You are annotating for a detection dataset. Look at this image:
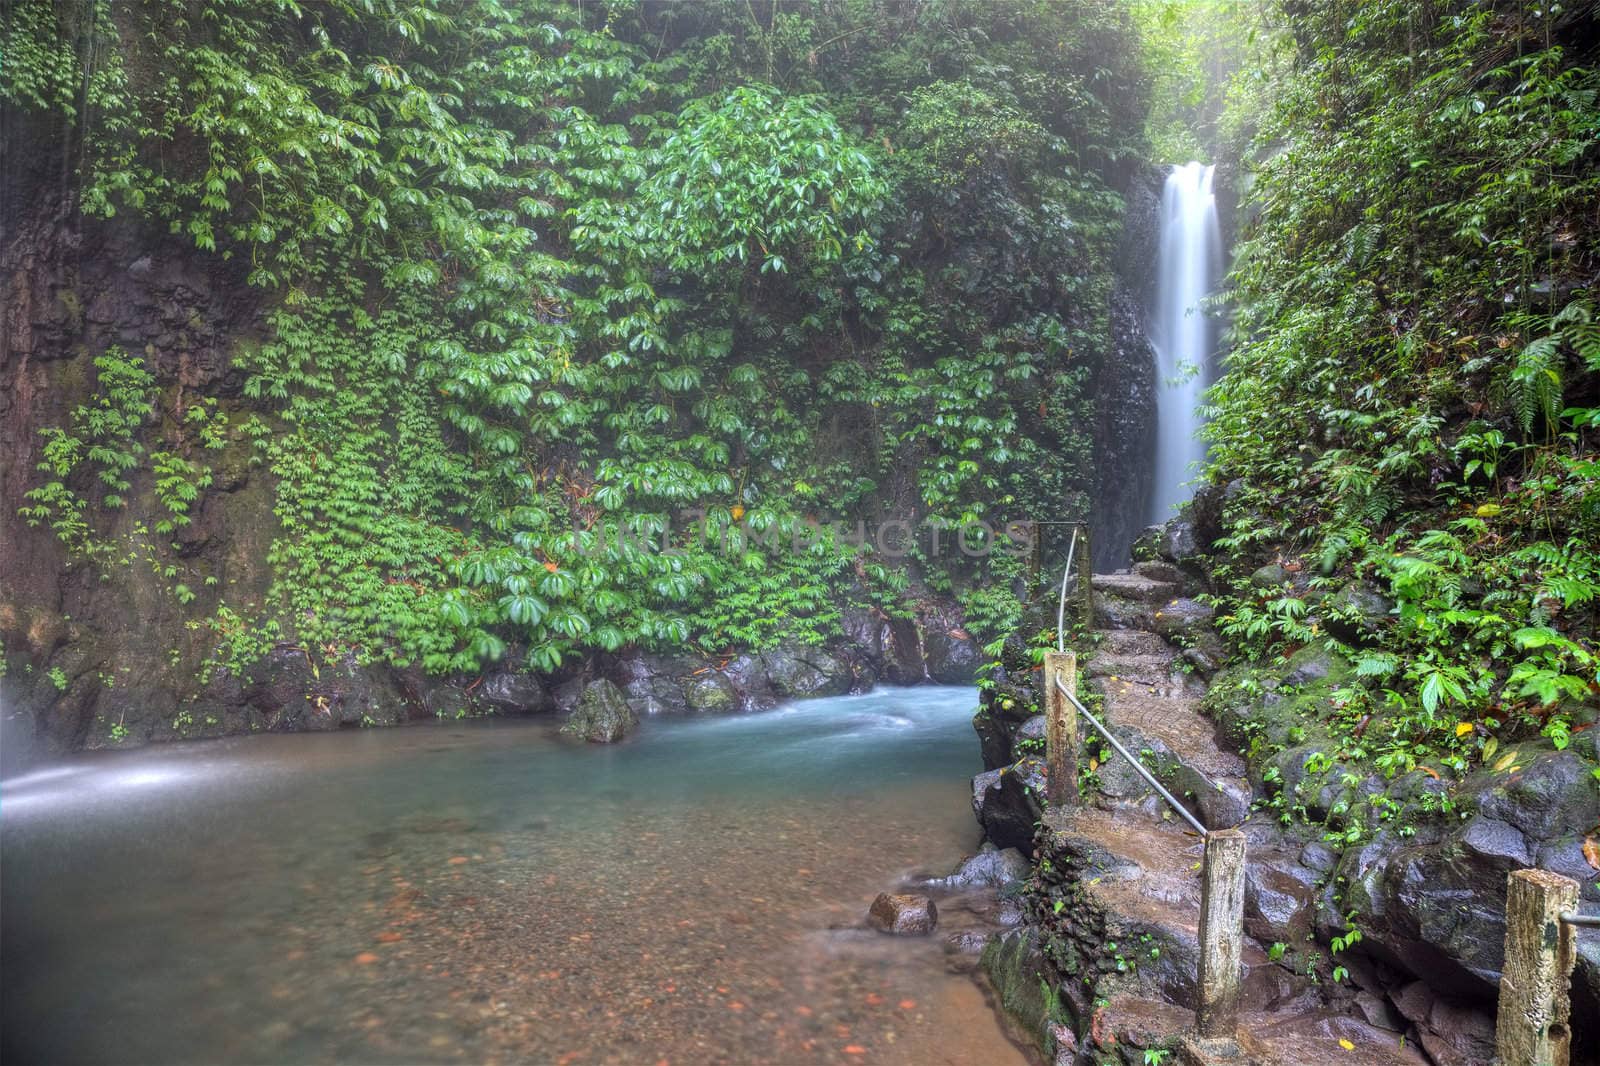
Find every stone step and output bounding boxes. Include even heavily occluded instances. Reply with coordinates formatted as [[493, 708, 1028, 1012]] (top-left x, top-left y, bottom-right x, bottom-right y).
[[1091, 570, 1181, 604]]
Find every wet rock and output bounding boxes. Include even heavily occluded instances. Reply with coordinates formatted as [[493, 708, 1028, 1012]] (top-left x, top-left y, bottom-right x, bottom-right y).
[[619, 655, 691, 715], [1456, 816, 1531, 868], [883, 616, 927, 684], [561, 680, 637, 743], [839, 607, 887, 664], [1092, 590, 1154, 630], [758, 643, 851, 699], [721, 653, 775, 708], [940, 845, 1032, 888], [867, 893, 937, 935], [1243, 855, 1318, 946], [1171, 763, 1250, 829], [1298, 840, 1338, 872], [683, 672, 738, 713], [1150, 597, 1214, 644], [1321, 581, 1393, 644], [1092, 571, 1176, 604], [476, 670, 552, 715], [1391, 980, 1434, 1026], [924, 626, 982, 684], [973, 708, 1014, 770], [1474, 747, 1598, 840], [1130, 525, 1163, 563], [1132, 559, 1185, 586], [973, 757, 1046, 852]]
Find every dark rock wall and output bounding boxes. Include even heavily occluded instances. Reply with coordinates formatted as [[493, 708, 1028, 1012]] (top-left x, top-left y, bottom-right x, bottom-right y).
[[1088, 166, 1163, 570]]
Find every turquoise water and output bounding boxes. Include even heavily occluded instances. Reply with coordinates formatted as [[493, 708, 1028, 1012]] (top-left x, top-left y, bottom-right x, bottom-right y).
[[1, 687, 1030, 1065]]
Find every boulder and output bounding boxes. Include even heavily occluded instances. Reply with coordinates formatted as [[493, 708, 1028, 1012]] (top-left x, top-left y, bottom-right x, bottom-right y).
[[1250, 563, 1291, 588], [721, 653, 775, 708], [1156, 515, 1201, 563], [973, 757, 1046, 852], [1474, 747, 1599, 840], [939, 845, 1033, 889], [683, 672, 739, 713], [1150, 597, 1215, 644], [1130, 525, 1164, 563], [561, 680, 637, 743], [924, 626, 982, 684], [867, 893, 938, 935], [758, 643, 852, 699]]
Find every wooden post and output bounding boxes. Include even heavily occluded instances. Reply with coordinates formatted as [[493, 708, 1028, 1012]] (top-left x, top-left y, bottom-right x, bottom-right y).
[[1077, 524, 1095, 634], [1196, 828, 1246, 1037], [1497, 869, 1579, 1066], [1043, 650, 1077, 807]]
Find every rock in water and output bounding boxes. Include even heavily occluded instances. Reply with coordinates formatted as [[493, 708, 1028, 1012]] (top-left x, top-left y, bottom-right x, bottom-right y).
[[561, 680, 638, 743], [867, 893, 938, 935]]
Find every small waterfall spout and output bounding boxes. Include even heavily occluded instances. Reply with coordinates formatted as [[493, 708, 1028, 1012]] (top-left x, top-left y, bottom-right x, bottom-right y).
[[1149, 161, 1221, 526]]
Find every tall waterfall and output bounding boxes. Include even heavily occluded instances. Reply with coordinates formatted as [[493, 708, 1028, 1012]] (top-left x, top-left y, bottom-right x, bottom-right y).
[[1148, 161, 1221, 526]]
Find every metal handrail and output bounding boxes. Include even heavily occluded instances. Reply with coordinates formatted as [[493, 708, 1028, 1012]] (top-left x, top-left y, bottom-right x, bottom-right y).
[[1054, 660, 1211, 838], [1561, 911, 1600, 929], [1056, 525, 1080, 653]]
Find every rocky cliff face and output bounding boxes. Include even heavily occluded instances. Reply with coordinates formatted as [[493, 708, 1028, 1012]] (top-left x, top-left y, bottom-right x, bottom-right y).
[[0, 192, 282, 768], [1087, 167, 1163, 570]]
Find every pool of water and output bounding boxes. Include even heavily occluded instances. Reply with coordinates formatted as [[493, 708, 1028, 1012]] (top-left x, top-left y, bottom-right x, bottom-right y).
[[1, 686, 1032, 1065]]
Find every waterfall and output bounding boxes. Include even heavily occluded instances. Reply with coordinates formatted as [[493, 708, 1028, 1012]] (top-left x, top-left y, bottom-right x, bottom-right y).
[[1148, 161, 1221, 526]]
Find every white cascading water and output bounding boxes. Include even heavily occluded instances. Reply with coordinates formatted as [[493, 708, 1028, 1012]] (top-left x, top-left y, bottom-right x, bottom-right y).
[[1148, 161, 1222, 526]]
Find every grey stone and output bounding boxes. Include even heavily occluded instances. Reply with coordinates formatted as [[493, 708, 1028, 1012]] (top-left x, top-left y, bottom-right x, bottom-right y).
[[973, 758, 1046, 852], [1457, 816, 1531, 868], [759, 643, 852, 699], [940, 846, 1032, 888]]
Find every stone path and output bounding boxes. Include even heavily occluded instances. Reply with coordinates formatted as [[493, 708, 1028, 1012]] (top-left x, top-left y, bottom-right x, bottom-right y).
[[1013, 565, 1428, 1065]]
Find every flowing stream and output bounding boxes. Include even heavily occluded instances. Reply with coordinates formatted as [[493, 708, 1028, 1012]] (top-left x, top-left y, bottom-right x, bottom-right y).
[[1149, 161, 1222, 525], [1, 687, 1030, 1066]]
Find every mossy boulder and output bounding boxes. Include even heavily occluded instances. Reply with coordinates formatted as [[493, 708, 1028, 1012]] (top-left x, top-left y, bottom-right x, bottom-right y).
[[758, 643, 852, 699], [684, 672, 738, 713], [561, 680, 637, 743], [980, 929, 1057, 1057]]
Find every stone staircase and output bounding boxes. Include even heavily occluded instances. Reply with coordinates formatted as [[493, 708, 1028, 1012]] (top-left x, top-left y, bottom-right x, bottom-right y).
[[980, 564, 1429, 1065]]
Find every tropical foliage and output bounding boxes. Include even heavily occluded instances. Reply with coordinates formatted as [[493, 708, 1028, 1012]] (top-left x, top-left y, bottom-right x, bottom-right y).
[[1205, 0, 1600, 776], [4, 0, 1145, 675]]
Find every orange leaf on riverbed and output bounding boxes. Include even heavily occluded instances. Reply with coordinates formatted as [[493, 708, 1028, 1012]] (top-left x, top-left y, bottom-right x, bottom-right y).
[[1584, 835, 1600, 872]]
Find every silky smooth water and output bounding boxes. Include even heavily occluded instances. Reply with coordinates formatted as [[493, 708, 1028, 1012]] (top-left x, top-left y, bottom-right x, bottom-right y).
[[1, 687, 1029, 1065], [1149, 161, 1222, 526]]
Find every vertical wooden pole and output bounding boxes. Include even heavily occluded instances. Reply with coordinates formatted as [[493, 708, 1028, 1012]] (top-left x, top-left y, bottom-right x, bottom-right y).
[[1497, 869, 1579, 1066], [1077, 524, 1095, 634], [1043, 650, 1077, 807], [1196, 828, 1246, 1037]]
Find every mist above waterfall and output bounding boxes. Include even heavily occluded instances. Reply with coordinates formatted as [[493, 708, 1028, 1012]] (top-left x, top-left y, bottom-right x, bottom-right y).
[[1148, 162, 1222, 526]]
